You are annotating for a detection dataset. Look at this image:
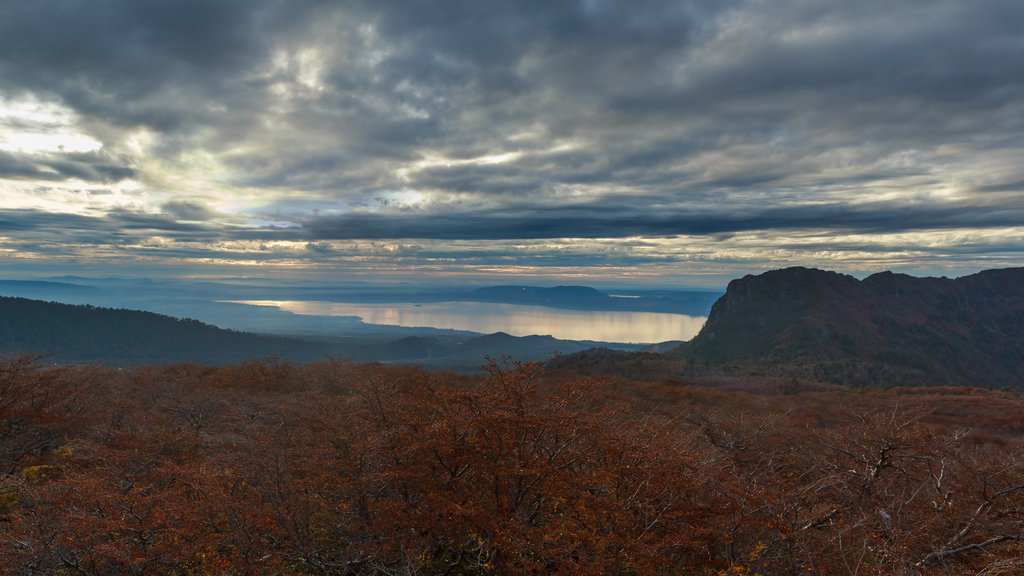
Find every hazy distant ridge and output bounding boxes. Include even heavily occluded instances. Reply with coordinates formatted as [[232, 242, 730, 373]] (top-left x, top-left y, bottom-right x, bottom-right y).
[[676, 267, 1024, 388], [0, 296, 334, 364], [470, 285, 719, 314], [0, 296, 642, 369]]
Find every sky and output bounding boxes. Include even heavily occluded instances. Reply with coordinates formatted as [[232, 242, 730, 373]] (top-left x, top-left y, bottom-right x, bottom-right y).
[[1, 0, 1024, 289]]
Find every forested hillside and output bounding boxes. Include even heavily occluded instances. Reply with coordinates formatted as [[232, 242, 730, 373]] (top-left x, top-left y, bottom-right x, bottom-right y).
[[1, 355, 1022, 574], [0, 296, 336, 364]]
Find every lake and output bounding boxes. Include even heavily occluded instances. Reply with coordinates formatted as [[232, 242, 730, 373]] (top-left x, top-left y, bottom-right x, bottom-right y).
[[233, 300, 706, 343]]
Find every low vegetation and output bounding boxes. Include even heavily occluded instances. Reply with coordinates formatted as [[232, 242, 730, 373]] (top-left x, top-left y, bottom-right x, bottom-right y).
[[1, 354, 1022, 574]]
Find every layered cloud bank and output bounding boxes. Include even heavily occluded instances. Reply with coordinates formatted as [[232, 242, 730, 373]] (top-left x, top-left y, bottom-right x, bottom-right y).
[[2, 0, 1023, 285]]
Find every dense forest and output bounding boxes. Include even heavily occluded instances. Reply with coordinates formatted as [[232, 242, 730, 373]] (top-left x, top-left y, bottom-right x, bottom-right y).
[[1, 354, 1022, 575]]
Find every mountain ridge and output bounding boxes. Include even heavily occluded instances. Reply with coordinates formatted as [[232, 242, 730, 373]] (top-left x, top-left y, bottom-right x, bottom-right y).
[[674, 266, 1024, 388]]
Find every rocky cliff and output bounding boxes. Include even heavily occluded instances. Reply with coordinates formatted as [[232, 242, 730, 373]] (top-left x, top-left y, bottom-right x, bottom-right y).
[[676, 267, 1024, 388]]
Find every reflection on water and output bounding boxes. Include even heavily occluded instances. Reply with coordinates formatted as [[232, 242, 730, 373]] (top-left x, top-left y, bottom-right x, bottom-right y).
[[232, 300, 706, 343]]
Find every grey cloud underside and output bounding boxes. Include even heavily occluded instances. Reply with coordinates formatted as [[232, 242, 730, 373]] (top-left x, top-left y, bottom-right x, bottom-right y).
[[5, 1, 1021, 143], [0, 0, 273, 129], [0, 209, 217, 245], [161, 201, 219, 222], [298, 201, 1024, 240], [4, 192, 1022, 247], [0, 150, 134, 183], [2, 0, 1024, 260]]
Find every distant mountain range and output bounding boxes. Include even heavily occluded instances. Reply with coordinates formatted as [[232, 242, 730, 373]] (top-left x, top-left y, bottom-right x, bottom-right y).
[[0, 278, 721, 318], [674, 267, 1024, 388], [0, 296, 642, 370], [468, 285, 719, 314], [11, 268, 1021, 388], [0, 280, 98, 292]]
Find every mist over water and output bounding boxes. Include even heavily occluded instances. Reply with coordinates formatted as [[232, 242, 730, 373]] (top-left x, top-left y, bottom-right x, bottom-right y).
[[233, 300, 706, 343]]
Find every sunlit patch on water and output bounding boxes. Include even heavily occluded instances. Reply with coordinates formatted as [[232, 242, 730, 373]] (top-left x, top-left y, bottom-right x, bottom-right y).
[[230, 300, 706, 343]]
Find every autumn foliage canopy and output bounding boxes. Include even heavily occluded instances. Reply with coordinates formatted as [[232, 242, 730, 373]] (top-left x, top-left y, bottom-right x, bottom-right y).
[[1, 355, 1023, 575]]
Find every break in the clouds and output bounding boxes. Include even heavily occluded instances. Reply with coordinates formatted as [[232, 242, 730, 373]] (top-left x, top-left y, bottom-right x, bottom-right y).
[[1, 0, 1023, 286]]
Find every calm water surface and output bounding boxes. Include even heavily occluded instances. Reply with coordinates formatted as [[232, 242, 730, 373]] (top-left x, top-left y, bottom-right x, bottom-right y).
[[235, 300, 706, 343]]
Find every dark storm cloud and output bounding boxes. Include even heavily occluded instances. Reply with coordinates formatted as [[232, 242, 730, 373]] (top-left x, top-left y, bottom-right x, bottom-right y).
[[297, 196, 1024, 241], [2, 0, 722, 173], [0, 151, 44, 180], [5, 0, 1022, 182], [161, 201, 217, 222], [6, 194, 1012, 248], [0, 149, 134, 183], [0, 208, 221, 245], [0, 0, 279, 130], [2, 0, 1024, 278]]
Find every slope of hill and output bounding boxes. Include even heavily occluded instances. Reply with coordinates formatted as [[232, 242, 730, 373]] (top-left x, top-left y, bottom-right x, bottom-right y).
[[0, 296, 341, 365], [674, 267, 1024, 388], [0, 296, 635, 369]]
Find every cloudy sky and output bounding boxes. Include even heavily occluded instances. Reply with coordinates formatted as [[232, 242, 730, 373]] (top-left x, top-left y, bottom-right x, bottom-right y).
[[1, 0, 1023, 287]]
